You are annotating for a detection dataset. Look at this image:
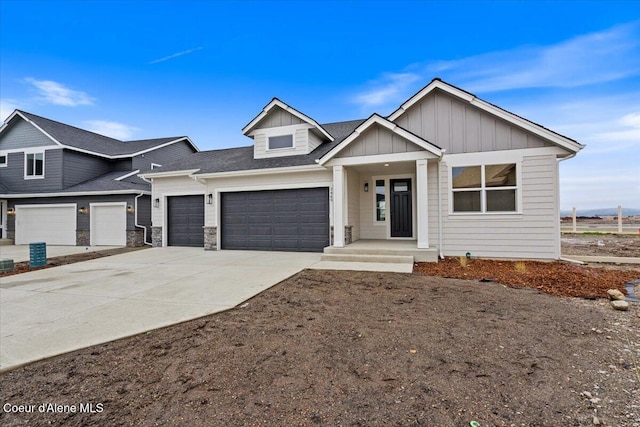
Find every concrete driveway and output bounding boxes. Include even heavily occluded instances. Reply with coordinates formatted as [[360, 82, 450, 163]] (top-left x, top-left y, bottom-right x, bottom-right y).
[[0, 248, 321, 372]]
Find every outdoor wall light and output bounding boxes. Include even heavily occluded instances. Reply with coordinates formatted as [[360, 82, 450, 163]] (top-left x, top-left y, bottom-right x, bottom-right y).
[[78, 206, 88, 215], [127, 205, 134, 213], [207, 193, 213, 205], [7, 207, 15, 215], [363, 182, 369, 192], [154, 198, 160, 208]]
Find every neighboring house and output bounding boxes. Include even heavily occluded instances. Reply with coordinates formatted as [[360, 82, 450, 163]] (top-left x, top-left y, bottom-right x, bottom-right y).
[[141, 78, 584, 260], [0, 110, 198, 246]]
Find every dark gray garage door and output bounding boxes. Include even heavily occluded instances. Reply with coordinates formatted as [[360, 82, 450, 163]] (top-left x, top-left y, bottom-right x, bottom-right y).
[[221, 187, 329, 252], [167, 195, 204, 247]]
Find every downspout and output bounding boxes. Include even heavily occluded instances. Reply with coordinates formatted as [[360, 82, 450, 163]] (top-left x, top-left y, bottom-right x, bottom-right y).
[[135, 193, 152, 245], [437, 150, 446, 260]]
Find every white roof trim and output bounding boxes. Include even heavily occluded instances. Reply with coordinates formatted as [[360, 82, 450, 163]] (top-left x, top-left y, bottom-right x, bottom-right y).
[[319, 114, 442, 166], [387, 79, 584, 154], [1, 190, 150, 198], [1, 111, 199, 159], [242, 99, 334, 141], [193, 164, 326, 179], [139, 169, 201, 179], [115, 169, 141, 181]]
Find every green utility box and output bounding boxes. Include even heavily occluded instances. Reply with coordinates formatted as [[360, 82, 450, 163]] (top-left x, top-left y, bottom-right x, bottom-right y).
[[29, 242, 47, 268]]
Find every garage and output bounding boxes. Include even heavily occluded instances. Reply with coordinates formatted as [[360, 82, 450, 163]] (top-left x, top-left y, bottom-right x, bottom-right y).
[[167, 195, 204, 247], [90, 203, 126, 246], [15, 204, 77, 245], [220, 187, 329, 252]]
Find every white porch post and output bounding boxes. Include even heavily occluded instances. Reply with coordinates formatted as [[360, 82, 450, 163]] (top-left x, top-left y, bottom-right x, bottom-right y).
[[416, 159, 429, 249], [333, 165, 345, 247]]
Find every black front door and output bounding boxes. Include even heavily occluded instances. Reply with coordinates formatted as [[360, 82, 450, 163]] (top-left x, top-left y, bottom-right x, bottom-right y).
[[390, 179, 412, 238]]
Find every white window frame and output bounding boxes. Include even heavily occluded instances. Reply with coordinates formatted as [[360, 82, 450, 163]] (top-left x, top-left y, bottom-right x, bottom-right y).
[[0, 152, 7, 167], [267, 133, 294, 151], [24, 150, 45, 179], [449, 162, 521, 215]]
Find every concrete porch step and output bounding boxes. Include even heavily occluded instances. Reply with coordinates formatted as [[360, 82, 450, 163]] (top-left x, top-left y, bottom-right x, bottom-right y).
[[0, 239, 14, 246], [321, 253, 414, 264], [309, 261, 414, 273]]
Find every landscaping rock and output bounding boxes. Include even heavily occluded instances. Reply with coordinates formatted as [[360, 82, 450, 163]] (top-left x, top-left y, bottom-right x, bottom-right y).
[[607, 289, 626, 301], [610, 300, 629, 311]]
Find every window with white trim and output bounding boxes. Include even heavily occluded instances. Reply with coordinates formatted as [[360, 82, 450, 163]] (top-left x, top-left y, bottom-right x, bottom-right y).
[[0, 153, 7, 167], [375, 179, 386, 221], [25, 152, 45, 178], [452, 163, 517, 213], [268, 134, 294, 150]]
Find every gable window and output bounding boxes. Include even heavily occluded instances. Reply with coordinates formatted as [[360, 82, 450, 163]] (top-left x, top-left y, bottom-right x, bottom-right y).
[[25, 152, 45, 178], [452, 163, 517, 213], [268, 134, 294, 150], [0, 153, 7, 167]]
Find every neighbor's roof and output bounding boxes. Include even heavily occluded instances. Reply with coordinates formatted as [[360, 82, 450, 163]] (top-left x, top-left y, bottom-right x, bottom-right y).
[[1, 110, 198, 159], [0, 171, 150, 197], [143, 119, 365, 175]]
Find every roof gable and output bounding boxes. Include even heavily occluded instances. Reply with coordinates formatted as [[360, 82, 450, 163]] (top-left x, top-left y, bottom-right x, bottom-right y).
[[319, 114, 442, 165], [0, 110, 198, 159], [388, 78, 584, 154], [242, 98, 334, 142]]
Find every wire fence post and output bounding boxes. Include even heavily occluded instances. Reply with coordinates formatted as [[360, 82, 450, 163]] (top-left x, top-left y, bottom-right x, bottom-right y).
[[572, 207, 577, 232], [618, 205, 623, 233]]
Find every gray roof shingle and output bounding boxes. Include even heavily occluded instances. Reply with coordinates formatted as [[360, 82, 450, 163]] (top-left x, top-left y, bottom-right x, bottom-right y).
[[0, 171, 149, 195], [17, 111, 189, 157], [145, 119, 366, 175]]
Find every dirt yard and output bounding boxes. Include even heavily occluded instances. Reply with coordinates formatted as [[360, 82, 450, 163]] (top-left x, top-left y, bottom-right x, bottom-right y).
[[562, 233, 640, 258], [1, 267, 639, 426]]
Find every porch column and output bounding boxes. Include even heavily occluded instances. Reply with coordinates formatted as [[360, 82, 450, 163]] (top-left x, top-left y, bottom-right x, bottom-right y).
[[416, 159, 429, 249], [333, 165, 346, 247]]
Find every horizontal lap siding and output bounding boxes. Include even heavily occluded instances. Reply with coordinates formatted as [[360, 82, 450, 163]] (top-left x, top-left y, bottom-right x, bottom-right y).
[[441, 154, 559, 259], [0, 119, 56, 150], [63, 150, 112, 187], [347, 170, 360, 241], [151, 176, 205, 226]]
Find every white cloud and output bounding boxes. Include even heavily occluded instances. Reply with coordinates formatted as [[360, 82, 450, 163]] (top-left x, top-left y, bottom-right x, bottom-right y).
[[351, 72, 421, 109], [149, 46, 204, 64], [0, 99, 21, 121], [25, 78, 94, 106], [83, 120, 138, 140], [351, 21, 640, 111]]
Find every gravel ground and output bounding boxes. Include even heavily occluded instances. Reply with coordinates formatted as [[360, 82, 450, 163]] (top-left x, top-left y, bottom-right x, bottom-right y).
[[562, 233, 640, 258]]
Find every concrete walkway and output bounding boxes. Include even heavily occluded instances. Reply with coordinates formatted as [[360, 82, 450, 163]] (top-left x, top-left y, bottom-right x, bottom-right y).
[[563, 255, 640, 264], [0, 248, 321, 372], [0, 245, 121, 263]]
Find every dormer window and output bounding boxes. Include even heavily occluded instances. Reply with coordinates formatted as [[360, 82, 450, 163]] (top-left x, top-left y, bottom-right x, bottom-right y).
[[268, 134, 294, 150]]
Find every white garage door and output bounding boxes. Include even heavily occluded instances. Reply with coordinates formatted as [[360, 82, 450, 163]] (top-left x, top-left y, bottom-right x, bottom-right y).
[[91, 203, 126, 246], [15, 204, 77, 245]]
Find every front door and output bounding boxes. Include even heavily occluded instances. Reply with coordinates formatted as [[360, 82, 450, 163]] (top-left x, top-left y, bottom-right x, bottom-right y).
[[390, 179, 412, 237]]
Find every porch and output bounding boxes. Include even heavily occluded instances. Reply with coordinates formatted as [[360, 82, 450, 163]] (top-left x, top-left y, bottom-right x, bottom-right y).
[[323, 239, 439, 263]]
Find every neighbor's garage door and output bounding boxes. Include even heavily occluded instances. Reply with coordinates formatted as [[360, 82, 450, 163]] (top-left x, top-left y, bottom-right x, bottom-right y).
[[91, 203, 126, 246], [221, 187, 329, 252], [167, 195, 204, 247], [15, 204, 77, 245]]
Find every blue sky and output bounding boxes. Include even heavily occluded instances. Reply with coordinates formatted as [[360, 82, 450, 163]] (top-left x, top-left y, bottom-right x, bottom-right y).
[[1, 0, 638, 210]]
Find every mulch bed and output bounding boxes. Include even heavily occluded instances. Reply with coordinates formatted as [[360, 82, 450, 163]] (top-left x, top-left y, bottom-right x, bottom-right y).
[[414, 258, 640, 299]]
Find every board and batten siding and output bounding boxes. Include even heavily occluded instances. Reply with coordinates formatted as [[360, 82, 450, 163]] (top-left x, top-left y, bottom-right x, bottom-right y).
[[0, 119, 57, 150], [393, 90, 553, 154], [62, 150, 112, 188], [336, 125, 421, 158], [0, 149, 63, 191], [253, 107, 305, 129], [439, 153, 560, 259]]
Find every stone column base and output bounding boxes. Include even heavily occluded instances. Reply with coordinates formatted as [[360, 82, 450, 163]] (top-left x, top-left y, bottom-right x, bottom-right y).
[[127, 229, 145, 247], [345, 225, 353, 245], [151, 226, 163, 247], [204, 226, 217, 250], [76, 230, 90, 246]]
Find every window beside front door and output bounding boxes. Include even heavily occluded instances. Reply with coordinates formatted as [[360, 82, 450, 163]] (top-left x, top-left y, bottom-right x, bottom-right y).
[[375, 179, 386, 221], [25, 152, 45, 179]]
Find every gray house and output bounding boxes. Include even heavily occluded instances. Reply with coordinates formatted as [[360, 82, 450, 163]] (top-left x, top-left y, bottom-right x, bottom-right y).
[[143, 78, 584, 260], [0, 110, 198, 246]]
